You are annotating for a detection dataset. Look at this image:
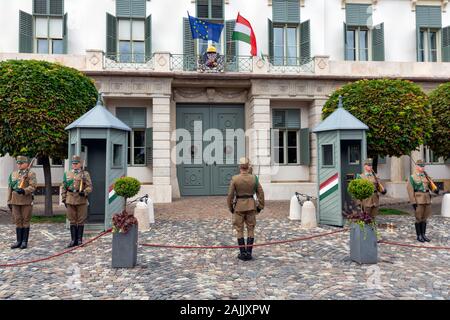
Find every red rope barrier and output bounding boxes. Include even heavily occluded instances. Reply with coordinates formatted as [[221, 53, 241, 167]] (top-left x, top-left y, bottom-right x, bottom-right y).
[[378, 240, 450, 250], [140, 228, 349, 249], [0, 229, 112, 268]]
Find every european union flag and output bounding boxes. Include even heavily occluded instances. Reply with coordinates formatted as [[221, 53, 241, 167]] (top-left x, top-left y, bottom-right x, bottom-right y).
[[188, 12, 224, 43]]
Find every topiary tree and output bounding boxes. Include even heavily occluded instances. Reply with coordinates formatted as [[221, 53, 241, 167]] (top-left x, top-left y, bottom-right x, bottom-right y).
[[427, 82, 450, 161], [0, 60, 98, 215], [348, 179, 375, 201], [322, 79, 433, 171], [113, 177, 141, 211]]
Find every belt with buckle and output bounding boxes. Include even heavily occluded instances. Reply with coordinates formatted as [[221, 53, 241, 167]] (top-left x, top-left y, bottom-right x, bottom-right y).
[[236, 195, 254, 199]]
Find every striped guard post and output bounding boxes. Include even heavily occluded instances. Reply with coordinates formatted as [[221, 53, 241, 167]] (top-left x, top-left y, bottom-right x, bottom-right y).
[[319, 173, 339, 201], [108, 184, 118, 204]]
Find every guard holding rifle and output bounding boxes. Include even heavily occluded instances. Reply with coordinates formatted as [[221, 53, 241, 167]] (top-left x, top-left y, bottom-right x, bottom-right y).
[[227, 157, 265, 261], [356, 158, 386, 218], [7, 156, 37, 249], [407, 159, 439, 242], [62, 155, 92, 247]]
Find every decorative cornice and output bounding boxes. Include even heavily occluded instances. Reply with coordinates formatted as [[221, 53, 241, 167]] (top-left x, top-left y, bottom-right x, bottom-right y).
[[341, 0, 378, 9], [411, 0, 448, 12]]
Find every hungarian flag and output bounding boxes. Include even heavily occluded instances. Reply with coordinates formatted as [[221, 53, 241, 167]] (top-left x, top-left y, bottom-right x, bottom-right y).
[[232, 13, 257, 56]]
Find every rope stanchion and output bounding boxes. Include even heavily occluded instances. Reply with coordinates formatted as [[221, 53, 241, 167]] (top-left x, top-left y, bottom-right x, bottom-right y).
[[0, 228, 112, 268], [141, 228, 349, 249], [378, 240, 450, 251]]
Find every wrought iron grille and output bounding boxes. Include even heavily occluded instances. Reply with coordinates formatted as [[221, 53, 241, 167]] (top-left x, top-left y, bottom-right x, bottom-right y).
[[170, 54, 253, 72], [104, 53, 155, 70], [268, 57, 314, 73]]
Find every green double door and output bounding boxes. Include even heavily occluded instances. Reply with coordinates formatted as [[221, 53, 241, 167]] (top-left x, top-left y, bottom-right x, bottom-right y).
[[176, 105, 245, 196]]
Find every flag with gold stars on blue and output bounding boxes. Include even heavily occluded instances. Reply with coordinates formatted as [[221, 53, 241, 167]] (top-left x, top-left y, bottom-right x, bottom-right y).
[[188, 12, 224, 43]]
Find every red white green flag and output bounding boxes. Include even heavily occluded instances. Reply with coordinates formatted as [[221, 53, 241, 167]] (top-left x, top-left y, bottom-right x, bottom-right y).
[[232, 13, 257, 56]]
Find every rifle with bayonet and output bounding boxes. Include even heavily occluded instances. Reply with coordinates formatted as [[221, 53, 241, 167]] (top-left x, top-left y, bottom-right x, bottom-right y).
[[371, 169, 386, 194], [79, 158, 86, 195], [18, 155, 38, 189], [412, 159, 438, 193]]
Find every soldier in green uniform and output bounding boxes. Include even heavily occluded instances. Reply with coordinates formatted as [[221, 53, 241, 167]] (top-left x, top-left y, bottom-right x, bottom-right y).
[[227, 157, 265, 261], [61, 155, 93, 247], [407, 159, 438, 242], [7, 156, 37, 249], [356, 158, 386, 218]]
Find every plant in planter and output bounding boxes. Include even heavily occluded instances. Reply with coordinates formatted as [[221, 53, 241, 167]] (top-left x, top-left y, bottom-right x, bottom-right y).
[[111, 177, 141, 268], [346, 178, 378, 264]]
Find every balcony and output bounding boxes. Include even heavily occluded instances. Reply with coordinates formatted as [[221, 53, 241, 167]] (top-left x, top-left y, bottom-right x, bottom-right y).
[[104, 53, 154, 70]]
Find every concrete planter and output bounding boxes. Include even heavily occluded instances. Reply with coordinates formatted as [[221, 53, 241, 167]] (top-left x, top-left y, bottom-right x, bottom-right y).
[[112, 224, 138, 268], [350, 223, 378, 264]]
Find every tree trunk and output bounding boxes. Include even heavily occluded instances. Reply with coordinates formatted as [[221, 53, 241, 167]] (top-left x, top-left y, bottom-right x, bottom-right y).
[[372, 155, 379, 173], [42, 156, 53, 216]]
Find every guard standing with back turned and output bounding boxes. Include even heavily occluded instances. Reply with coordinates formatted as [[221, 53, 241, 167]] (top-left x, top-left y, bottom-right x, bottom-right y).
[[227, 157, 265, 261], [62, 155, 93, 247]]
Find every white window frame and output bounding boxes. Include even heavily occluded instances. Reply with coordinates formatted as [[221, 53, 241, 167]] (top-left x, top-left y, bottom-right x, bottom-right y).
[[128, 129, 146, 167], [419, 28, 442, 62], [273, 24, 299, 66], [117, 17, 145, 63], [346, 26, 371, 61], [34, 16, 63, 54], [422, 146, 444, 164]]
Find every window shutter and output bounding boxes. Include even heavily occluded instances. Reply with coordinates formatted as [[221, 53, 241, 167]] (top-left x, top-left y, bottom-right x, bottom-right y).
[[272, 0, 287, 23], [183, 17, 195, 70], [300, 19, 310, 62], [211, 0, 224, 20], [299, 128, 310, 165], [346, 4, 372, 26], [116, 108, 131, 127], [286, 109, 300, 129], [268, 18, 274, 59], [106, 13, 117, 59], [287, 0, 300, 23], [131, 0, 146, 18], [225, 19, 237, 71], [116, 0, 131, 18], [116, 108, 146, 128], [416, 6, 442, 28], [145, 127, 153, 166], [273, 110, 286, 128], [33, 0, 48, 15], [442, 26, 450, 62], [19, 11, 33, 53], [416, 27, 422, 62], [197, 0, 209, 19], [62, 13, 68, 53], [145, 14, 152, 61], [49, 0, 64, 16], [372, 23, 385, 61], [343, 22, 349, 60]]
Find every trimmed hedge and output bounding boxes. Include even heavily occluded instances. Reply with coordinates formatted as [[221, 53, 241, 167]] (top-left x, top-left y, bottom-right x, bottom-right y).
[[427, 82, 450, 160]]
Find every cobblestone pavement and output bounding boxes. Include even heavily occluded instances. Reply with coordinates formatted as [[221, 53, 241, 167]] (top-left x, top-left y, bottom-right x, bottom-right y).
[[0, 206, 449, 299]]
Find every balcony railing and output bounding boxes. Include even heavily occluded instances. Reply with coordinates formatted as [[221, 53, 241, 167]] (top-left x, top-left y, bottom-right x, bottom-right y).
[[104, 53, 154, 70], [267, 57, 315, 73], [170, 54, 253, 72]]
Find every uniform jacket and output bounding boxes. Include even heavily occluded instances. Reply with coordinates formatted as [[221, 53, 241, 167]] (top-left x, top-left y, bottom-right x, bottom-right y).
[[7, 170, 37, 205], [227, 173, 265, 213], [407, 172, 431, 205], [61, 170, 93, 205], [357, 171, 380, 208]]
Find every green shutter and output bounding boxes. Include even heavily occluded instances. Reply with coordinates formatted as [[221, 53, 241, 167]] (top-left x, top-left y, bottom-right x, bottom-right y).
[[197, 0, 209, 19], [299, 128, 310, 165], [416, 6, 442, 28], [49, 0, 64, 16], [372, 22, 384, 61], [273, 0, 287, 23], [225, 19, 237, 71], [287, 0, 300, 23], [116, 108, 146, 128], [286, 109, 300, 129], [33, 0, 48, 15], [106, 13, 117, 58], [442, 26, 450, 62], [116, 0, 131, 18], [346, 4, 372, 26], [131, 0, 146, 18], [183, 17, 195, 71], [268, 18, 274, 59], [19, 11, 33, 53], [300, 19, 310, 62], [211, 0, 224, 20], [62, 13, 68, 53], [145, 14, 152, 61], [343, 22, 349, 60], [416, 27, 422, 62], [145, 127, 153, 166], [273, 110, 285, 128]]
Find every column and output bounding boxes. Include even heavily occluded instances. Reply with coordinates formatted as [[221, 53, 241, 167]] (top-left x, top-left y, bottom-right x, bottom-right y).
[[390, 156, 404, 182], [308, 99, 328, 183], [152, 96, 172, 203], [0, 154, 15, 206]]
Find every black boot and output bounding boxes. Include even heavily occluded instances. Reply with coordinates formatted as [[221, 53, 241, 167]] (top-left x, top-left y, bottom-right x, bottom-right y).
[[67, 225, 78, 248], [421, 222, 430, 242], [11, 228, 23, 249], [415, 223, 425, 242], [246, 237, 254, 260], [237, 238, 248, 261], [20, 227, 30, 249], [77, 225, 84, 246]]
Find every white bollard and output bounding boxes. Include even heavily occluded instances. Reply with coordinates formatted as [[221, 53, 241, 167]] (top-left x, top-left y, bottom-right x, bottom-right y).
[[289, 194, 301, 220], [147, 197, 155, 224], [301, 200, 317, 229], [442, 193, 450, 218], [134, 201, 150, 231]]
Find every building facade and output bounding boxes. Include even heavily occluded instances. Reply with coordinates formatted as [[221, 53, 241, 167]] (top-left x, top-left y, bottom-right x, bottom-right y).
[[0, 0, 449, 205]]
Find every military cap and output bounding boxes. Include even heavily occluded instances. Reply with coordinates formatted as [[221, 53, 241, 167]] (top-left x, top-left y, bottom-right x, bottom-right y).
[[71, 155, 81, 163], [363, 158, 373, 166], [416, 159, 425, 167], [239, 157, 250, 165], [16, 156, 29, 163]]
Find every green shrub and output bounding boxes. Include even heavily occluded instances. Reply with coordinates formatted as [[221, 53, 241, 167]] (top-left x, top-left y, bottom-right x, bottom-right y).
[[427, 82, 450, 160], [114, 177, 141, 200], [348, 179, 374, 201]]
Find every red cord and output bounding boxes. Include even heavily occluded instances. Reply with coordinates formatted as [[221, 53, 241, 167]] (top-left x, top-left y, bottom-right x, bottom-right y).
[[0, 229, 112, 268], [378, 240, 450, 250]]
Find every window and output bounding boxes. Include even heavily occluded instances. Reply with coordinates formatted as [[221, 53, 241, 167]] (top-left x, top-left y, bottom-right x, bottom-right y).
[[196, 0, 223, 20], [35, 16, 63, 54], [118, 18, 145, 63], [423, 146, 444, 164], [419, 28, 440, 62], [113, 144, 123, 167], [346, 27, 369, 61], [273, 25, 298, 65], [116, 107, 147, 166], [322, 144, 334, 166], [348, 145, 361, 165], [272, 109, 300, 165]]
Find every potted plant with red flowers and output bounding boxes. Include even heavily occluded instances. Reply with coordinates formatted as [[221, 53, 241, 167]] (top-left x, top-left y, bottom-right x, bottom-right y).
[[346, 178, 379, 264], [111, 177, 141, 268]]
